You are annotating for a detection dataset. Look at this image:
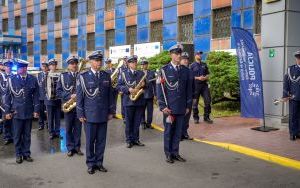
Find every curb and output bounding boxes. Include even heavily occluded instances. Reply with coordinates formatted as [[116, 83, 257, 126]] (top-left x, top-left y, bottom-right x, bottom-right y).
[[115, 114, 300, 170]]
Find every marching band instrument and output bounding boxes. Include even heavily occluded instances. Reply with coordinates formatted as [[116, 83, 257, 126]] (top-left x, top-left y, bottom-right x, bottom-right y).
[[62, 58, 88, 113], [129, 72, 147, 101], [111, 59, 124, 88], [273, 95, 295, 105], [46, 71, 61, 100]]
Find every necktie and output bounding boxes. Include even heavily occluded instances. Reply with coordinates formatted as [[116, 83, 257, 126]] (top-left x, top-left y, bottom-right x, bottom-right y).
[[176, 65, 179, 72], [95, 72, 99, 79]]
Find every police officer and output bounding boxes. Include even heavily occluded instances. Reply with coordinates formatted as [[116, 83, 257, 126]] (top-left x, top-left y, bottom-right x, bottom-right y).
[[105, 58, 118, 116], [180, 52, 193, 140], [119, 56, 128, 124], [37, 61, 49, 130], [140, 59, 156, 129], [2, 59, 14, 145], [0, 59, 5, 135], [156, 44, 193, 163], [4, 59, 39, 164], [283, 50, 300, 141], [57, 55, 83, 157], [77, 50, 114, 174], [190, 51, 213, 124], [117, 55, 146, 148], [45, 58, 62, 140]]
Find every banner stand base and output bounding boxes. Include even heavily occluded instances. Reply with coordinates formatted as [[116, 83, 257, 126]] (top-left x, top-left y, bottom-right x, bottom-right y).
[[251, 126, 279, 132]]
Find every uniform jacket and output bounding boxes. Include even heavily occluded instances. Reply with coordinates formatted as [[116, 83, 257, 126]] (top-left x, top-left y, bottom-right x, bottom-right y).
[[37, 71, 47, 101], [56, 71, 77, 103], [156, 63, 193, 115], [76, 69, 114, 123], [143, 70, 156, 99], [4, 74, 39, 119], [283, 64, 300, 101], [117, 69, 146, 107]]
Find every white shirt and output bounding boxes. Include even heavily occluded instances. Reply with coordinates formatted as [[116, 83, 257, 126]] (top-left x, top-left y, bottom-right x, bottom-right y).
[[170, 61, 179, 71], [70, 71, 76, 77], [129, 68, 136, 75], [91, 68, 98, 75]]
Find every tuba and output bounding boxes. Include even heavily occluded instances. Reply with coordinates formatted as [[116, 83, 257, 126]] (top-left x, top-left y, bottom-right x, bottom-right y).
[[46, 71, 61, 100], [129, 71, 147, 101], [62, 58, 88, 113], [111, 58, 124, 88]]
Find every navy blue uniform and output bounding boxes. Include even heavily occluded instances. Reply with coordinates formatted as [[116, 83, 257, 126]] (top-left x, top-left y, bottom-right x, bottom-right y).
[[77, 69, 114, 168], [57, 71, 82, 152], [283, 65, 300, 137], [119, 65, 128, 122], [105, 67, 118, 115], [4, 74, 39, 157], [0, 72, 6, 134], [44, 72, 62, 137], [117, 69, 145, 144], [182, 68, 194, 138], [190, 61, 212, 121], [37, 71, 47, 129], [141, 70, 156, 127], [1, 72, 13, 142], [156, 63, 193, 157]]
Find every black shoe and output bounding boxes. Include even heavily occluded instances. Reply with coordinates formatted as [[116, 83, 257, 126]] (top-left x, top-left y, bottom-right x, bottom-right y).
[[296, 134, 300, 139], [23, 156, 33, 162], [126, 143, 133, 148], [182, 135, 193, 140], [166, 155, 174, 164], [147, 123, 153, 129], [142, 123, 147, 129], [49, 135, 55, 140], [204, 117, 213, 124], [67, 151, 74, 157], [87, 167, 95, 175], [194, 119, 199, 124], [75, 149, 84, 156], [96, 165, 108, 172], [290, 135, 296, 141], [16, 157, 23, 164], [38, 127, 44, 131], [133, 141, 145, 146], [173, 155, 186, 162], [4, 139, 13, 145]]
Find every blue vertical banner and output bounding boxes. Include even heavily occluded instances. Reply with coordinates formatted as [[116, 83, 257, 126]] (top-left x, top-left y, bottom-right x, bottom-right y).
[[232, 27, 264, 119]]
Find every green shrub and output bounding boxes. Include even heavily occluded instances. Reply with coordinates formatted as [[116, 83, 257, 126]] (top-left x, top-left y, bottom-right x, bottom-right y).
[[144, 51, 171, 71], [140, 50, 240, 107], [206, 51, 240, 104]]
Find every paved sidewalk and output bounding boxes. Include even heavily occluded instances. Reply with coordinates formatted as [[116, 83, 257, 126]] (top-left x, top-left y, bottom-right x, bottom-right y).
[[1, 119, 300, 188], [117, 102, 300, 161]]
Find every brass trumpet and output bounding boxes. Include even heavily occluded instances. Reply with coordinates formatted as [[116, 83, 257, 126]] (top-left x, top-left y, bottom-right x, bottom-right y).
[[62, 58, 88, 113]]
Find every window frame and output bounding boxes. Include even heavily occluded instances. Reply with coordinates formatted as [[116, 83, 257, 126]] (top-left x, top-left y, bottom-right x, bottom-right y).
[[70, 1, 78, 20], [212, 6, 232, 39]]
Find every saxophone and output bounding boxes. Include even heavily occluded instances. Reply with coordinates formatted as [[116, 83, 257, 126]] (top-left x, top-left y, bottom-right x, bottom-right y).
[[111, 58, 124, 88], [129, 71, 147, 101], [62, 58, 88, 113]]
